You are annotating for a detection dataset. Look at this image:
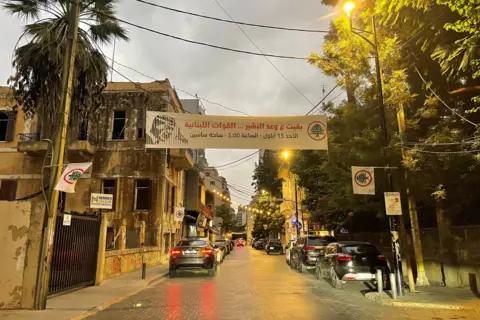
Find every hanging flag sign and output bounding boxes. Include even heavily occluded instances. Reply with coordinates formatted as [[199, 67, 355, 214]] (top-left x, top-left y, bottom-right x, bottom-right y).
[[145, 112, 328, 150], [351, 166, 375, 195], [55, 162, 92, 193], [384, 192, 402, 216], [174, 207, 185, 222]]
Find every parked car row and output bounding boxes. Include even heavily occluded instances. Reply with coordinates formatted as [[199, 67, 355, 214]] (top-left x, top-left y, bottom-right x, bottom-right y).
[[286, 236, 390, 289], [168, 237, 235, 278], [252, 238, 284, 255]]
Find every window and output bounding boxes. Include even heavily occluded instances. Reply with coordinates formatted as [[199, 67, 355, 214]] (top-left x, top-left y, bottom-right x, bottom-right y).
[[178, 240, 207, 247], [205, 172, 210, 177], [164, 182, 176, 214], [137, 109, 146, 139], [0, 179, 17, 201], [210, 181, 215, 186], [78, 120, 88, 141], [0, 111, 16, 142], [222, 183, 226, 189], [112, 110, 126, 140], [307, 236, 336, 246], [102, 179, 116, 210], [135, 179, 151, 210]]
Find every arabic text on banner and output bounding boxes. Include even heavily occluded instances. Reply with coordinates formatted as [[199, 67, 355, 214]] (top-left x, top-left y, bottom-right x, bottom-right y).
[[145, 112, 328, 150], [351, 166, 375, 195], [55, 162, 92, 193]]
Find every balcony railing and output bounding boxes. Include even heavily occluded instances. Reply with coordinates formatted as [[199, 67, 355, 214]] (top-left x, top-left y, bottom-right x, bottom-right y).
[[19, 133, 40, 142]]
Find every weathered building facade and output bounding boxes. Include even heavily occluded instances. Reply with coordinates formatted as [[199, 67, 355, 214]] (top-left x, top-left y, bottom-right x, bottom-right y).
[[0, 81, 193, 308]]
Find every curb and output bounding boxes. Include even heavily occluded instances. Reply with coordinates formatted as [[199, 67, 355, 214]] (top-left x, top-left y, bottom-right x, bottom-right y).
[[71, 271, 169, 320], [364, 292, 479, 312]]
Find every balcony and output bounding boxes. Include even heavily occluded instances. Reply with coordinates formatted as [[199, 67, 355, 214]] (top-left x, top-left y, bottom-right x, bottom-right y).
[[170, 148, 194, 169], [17, 133, 96, 159]]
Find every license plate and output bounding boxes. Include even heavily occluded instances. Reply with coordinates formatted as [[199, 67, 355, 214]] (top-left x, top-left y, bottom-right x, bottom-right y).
[[184, 250, 196, 254], [310, 258, 317, 261], [270, 247, 274, 249]]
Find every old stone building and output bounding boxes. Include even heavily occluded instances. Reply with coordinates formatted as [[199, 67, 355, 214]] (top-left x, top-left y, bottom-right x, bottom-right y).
[[0, 80, 193, 308]]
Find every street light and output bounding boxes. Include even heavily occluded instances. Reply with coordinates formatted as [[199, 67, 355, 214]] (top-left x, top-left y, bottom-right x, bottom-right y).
[[280, 150, 300, 237], [344, 0, 403, 295], [282, 150, 290, 159]]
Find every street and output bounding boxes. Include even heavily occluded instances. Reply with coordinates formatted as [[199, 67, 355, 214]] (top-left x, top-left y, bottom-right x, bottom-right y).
[[86, 247, 477, 320]]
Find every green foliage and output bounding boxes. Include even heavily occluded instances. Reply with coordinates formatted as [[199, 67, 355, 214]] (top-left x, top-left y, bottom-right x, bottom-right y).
[[3, 0, 128, 137], [252, 150, 283, 198], [251, 193, 285, 237], [215, 204, 235, 233]]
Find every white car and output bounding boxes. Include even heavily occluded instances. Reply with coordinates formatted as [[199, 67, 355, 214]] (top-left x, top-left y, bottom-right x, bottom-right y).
[[285, 240, 296, 266]]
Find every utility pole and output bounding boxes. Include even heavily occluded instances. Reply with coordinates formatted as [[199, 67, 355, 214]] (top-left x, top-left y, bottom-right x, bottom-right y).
[[294, 178, 300, 237], [34, 0, 81, 310]]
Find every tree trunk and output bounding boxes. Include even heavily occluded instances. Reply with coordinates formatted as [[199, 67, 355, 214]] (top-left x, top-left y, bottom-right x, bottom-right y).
[[435, 201, 455, 286]]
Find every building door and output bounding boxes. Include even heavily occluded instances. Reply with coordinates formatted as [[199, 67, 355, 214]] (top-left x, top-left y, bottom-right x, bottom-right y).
[[48, 213, 100, 295]]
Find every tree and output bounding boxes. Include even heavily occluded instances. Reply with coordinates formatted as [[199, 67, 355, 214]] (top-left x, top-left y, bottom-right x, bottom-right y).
[[215, 204, 235, 234], [3, 0, 128, 138], [252, 150, 283, 198]]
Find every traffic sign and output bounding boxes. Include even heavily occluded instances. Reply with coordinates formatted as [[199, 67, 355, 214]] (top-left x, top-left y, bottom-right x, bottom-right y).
[[384, 192, 402, 216], [352, 166, 375, 195], [174, 207, 185, 221]]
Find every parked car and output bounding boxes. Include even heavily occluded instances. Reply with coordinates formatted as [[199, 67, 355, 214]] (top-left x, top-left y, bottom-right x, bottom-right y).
[[265, 239, 283, 255], [236, 238, 245, 246], [215, 239, 230, 255], [253, 238, 266, 250], [316, 241, 389, 289], [285, 240, 296, 266], [169, 237, 217, 277], [251, 237, 259, 247], [291, 235, 336, 273], [213, 240, 228, 262]]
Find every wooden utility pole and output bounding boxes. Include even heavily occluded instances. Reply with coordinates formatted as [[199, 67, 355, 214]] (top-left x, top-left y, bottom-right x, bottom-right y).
[[34, 0, 81, 309], [397, 104, 430, 287]]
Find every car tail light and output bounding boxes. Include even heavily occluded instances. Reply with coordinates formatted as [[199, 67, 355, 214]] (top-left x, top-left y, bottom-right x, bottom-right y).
[[377, 255, 386, 260], [344, 275, 356, 281], [170, 248, 181, 256], [304, 246, 315, 251], [336, 254, 352, 261], [201, 248, 213, 254]]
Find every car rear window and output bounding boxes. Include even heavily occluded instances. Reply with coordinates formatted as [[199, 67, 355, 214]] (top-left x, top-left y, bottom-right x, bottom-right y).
[[215, 240, 226, 243], [178, 240, 207, 247], [307, 237, 336, 246], [342, 245, 379, 255], [269, 240, 281, 244]]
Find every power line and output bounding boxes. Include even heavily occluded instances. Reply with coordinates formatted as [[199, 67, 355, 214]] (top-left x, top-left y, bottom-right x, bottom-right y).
[[134, 0, 329, 34], [306, 84, 341, 115], [93, 9, 310, 60], [212, 0, 317, 108], [402, 145, 480, 154], [213, 151, 260, 169]]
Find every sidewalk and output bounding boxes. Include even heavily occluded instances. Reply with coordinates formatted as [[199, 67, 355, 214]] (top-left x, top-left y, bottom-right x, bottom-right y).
[[0, 265, 169, 320], [364, 284, 480, 311]]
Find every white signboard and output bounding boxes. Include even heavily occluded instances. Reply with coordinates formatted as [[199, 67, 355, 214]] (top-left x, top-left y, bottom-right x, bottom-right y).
[[384, 192, 402, 216], [352, 166, 375, 195], [63, 214, 72, 226], [146, 112, 328, 150], [90, 193, 114, 209], [174, 207, 185, 222], [55, 162, 92, 193]]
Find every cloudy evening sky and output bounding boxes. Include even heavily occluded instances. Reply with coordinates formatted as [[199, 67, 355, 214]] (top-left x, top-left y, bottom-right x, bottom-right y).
[[0, 0, 344, 207]]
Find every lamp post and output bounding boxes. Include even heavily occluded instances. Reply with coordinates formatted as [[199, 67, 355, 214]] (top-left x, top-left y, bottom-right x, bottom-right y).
[[344, 1, 403, 295], [282, 151, 300, 238]]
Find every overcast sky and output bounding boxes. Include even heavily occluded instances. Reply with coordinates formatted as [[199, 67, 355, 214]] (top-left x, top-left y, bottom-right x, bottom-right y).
[[0, 0, 344, 207]]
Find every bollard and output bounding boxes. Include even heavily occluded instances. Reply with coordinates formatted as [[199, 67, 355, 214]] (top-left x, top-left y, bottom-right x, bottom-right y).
[[390, 273, 397, 300], [142, 263, 147, 280], [376, 269, 383, 293]]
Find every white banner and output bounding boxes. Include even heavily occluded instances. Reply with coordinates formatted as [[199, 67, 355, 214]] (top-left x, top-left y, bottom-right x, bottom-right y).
[[145, 112, 328, 150], [174, 207, 185, 222], [54, 162, 92, 193], [90, 193, 114, 209], [384, 192, 402, 215], [352, 166, 375, 195]]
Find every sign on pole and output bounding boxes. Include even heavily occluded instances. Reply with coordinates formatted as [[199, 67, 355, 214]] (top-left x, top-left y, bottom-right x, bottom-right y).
[[384, 192, 402, 215], [55, 162, 92, 193], [352, 166, 375, 195], [174, 207, 185, 222], [63, 214, 72, 226], [146, 112, 328, 150], [90, 193, 114, 209]]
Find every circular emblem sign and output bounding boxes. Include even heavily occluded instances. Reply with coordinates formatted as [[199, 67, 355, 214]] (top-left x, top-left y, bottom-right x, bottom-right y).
[[63, 168, 85, 185], [175, 210, 184, 220], [288, 228, 292, 233], [354, 169, 373, 187], [307, 121, 327, 141]]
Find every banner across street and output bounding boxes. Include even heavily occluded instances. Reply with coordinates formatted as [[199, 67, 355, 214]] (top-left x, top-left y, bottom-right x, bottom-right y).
[[145, 112, 328, 150]]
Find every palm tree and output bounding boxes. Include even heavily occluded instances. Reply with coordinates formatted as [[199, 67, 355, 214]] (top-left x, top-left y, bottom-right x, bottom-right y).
[[3, 0, 128, 137]]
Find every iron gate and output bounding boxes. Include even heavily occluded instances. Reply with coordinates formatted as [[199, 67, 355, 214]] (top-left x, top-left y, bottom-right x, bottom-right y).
[[48, 213, 100, 295]]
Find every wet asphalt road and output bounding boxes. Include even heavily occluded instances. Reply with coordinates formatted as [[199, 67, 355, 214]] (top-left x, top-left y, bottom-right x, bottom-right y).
[[87, 246, 478, 320]]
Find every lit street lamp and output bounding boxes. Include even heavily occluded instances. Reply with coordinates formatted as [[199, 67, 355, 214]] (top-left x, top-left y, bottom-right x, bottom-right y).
[[343, 1, 403, 295]]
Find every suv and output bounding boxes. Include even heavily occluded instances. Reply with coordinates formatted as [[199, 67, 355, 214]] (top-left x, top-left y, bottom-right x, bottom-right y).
[[290, 235, 336, 273]]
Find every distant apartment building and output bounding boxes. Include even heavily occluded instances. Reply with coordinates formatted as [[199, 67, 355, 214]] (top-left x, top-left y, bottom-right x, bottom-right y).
[[236, 207, 247, 226], [180, 98, 208, 168]]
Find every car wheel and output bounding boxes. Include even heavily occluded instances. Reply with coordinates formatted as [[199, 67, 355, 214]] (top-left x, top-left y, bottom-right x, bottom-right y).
[[331, 267, 342, 289], [315, 265, 321, 280], [169, 269, 177, 278], [267, 251, 270, 255]]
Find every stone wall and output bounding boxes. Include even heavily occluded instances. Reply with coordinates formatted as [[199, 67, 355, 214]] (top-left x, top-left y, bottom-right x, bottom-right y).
[[337, 225, 480, 288], [104, 247, 163, 279]]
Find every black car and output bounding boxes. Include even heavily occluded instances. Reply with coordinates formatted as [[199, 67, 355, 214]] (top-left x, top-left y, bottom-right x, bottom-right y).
[[290, 235, 336, 273], [169, 237, 217, 277], [316, 241, 389, 289], [265, 239, 283, 255], [253, 238, 266, 250]]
